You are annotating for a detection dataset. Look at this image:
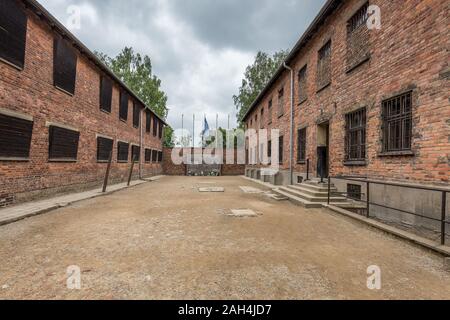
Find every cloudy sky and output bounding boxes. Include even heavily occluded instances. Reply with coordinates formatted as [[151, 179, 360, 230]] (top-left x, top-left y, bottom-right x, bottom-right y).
[[38, 0, 326, 144]]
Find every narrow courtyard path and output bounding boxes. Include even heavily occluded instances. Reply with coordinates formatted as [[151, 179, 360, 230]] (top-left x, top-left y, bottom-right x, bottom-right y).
[[0, 176, 448, 299]]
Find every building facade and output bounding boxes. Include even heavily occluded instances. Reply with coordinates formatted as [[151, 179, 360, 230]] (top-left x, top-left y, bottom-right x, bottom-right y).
[[0, 0, 165, 207], [244, 0, 449, 187]]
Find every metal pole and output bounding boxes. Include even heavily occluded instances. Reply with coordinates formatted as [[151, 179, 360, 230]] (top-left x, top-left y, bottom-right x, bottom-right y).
[[442, 191, 447, 246], [306, 159, 310, 181], [193, 114, 195, 148], [128, 154, 136, 186], [102, 151, 113, 193], [366, 182, 370, 218]]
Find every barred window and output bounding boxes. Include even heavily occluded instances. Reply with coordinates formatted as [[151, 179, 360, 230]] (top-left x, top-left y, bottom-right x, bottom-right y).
[[119, 92, 128, 121], [131, 145, 140, 162], [297, 128, 307, 163], [347, 184, 362, 200], [97, 137, 113, 162], [346, 2, 370, 71], [278, 88, 284, 117], [100, 76, 113, 113], [260, 108, 264, 129], [268, 140, 272, 164], [145, 111, 151, 133], [158, 151, 163, 163], [317, 41, 331, 90], [145, 149, 151, 163], [54, 37, 77, 95], [48, 126, 79, 161], [345, 108, 366, 161], [0, 0, 27, 69], [0, 114, 33, 159], [133, 102, 140, 128], [117, 141, 129, 162], [298, 65, 308, 103], [348, 2, 369, 33], [382, 92, 413, 153]]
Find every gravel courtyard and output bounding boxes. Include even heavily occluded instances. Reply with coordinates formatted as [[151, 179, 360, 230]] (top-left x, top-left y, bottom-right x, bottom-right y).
[[0, 176, 449, 300]]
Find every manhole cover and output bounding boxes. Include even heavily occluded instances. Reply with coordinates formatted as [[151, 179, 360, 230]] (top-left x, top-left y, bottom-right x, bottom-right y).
[[198, 187, 225, 193]]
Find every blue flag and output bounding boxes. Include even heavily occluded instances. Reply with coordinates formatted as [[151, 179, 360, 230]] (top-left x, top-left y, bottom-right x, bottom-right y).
[[201, 116, 210, 137]]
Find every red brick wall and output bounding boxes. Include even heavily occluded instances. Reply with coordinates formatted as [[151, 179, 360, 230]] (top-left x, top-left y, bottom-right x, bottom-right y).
[[245, 0, 449, 185], [0, 3, 163, 206], [162, 148, 245, 176]]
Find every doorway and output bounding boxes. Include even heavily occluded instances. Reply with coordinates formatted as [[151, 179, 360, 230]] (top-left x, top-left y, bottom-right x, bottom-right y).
[[317, 122, 330, 179]]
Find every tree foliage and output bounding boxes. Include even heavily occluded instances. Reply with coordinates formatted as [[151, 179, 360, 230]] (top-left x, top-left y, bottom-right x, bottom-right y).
[[233, 50, 289, 125]]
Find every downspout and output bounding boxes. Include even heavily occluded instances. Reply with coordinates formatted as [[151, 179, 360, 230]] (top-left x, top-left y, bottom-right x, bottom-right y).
[[283, 62, 294, 185]]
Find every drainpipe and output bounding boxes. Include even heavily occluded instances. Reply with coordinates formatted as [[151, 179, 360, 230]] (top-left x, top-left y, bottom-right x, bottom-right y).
[[139, 108, 144, 179], [283, 62, 294, 185]]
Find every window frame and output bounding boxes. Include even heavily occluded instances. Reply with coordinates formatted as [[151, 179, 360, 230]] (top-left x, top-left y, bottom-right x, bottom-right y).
[[317, 40, 332, 91], [297, 127, 307, 164], [100, 76, 113, 113], [119, 91, 128, 122], [298, 65, 308, 104], [0, 113, 33, 160], [53, 37, 78, 95], [96, 136, 113, 163], [133, 102, 140, 128], [381, 91, 413, 155], [278, 88, 285, 118], [117, 141, 129, 163]]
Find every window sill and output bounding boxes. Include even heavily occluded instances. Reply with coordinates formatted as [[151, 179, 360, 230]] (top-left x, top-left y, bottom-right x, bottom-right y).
[[120, 118, 128, 123], [117, 160, 128, 163], [345, 55, 371, 74], [378, 151, 415, 157], [0, 157, 29, 162], [97, 160, 110, 163], [316, 82, 331, 94], [49, 159, 77, 163], [344, 160, 367, 166], [55, 85, 74, 97], [0, 57, 24, 71], [297, 160, 306, 165], [100, 108, 111, 115]]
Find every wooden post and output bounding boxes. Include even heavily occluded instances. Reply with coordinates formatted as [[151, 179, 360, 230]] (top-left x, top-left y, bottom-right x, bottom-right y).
[[102, 151, 113, 193], [128, 154, 137, 186]]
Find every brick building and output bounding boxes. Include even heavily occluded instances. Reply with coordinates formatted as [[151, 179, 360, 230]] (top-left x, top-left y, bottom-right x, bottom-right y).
[[243, 0, 449, 187], [0, 0, 166, 207]]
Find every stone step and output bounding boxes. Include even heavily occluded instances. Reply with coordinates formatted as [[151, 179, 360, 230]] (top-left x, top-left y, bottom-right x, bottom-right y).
[[272, 189, 323, 208], [278, 187, 348, 203], [297, 182, 335, 192], [288, 184, 337, 197]]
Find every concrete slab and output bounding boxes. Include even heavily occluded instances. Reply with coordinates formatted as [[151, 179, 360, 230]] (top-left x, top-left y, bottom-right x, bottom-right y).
[[239, 186, 263, 194], [198, 187, 225, 193], [229, 209, 258, 217]]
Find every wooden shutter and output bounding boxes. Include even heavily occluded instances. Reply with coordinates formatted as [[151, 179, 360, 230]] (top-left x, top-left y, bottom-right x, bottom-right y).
[[100, 76, 113, 112], [145, 149, 151, 163], [119, 92, 128, 121], [117, 141, 129, 162], [131, 145, 140, 162], [97, 137, 113, 161], [0, 114, 33, 158], [53, 37, 77, 95], [48, 126, 79, 160], [0, 1, 27, 69], [153, 117, 158, 136], [133, 102, 140, 128], [146, 111, 151, 133]]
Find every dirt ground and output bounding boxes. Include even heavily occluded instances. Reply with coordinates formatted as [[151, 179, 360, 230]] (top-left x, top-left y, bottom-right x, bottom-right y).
[[0, 176, 449, 300]]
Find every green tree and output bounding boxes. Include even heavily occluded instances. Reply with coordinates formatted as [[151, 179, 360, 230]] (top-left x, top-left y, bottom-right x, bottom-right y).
[[233, 50, 289, 125], [95, 47, 168, 120], [163, 126, 175, 148]]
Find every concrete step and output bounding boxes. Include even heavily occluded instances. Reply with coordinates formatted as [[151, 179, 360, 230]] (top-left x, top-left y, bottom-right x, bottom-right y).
[[278, 186, 348, 203], [272, 189, 323, 208], [288, 184, 337, 197], [297, 182, 335, 192]]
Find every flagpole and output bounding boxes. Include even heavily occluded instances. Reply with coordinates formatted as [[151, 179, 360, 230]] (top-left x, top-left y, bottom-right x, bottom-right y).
[[192, 114, 195, 148]]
